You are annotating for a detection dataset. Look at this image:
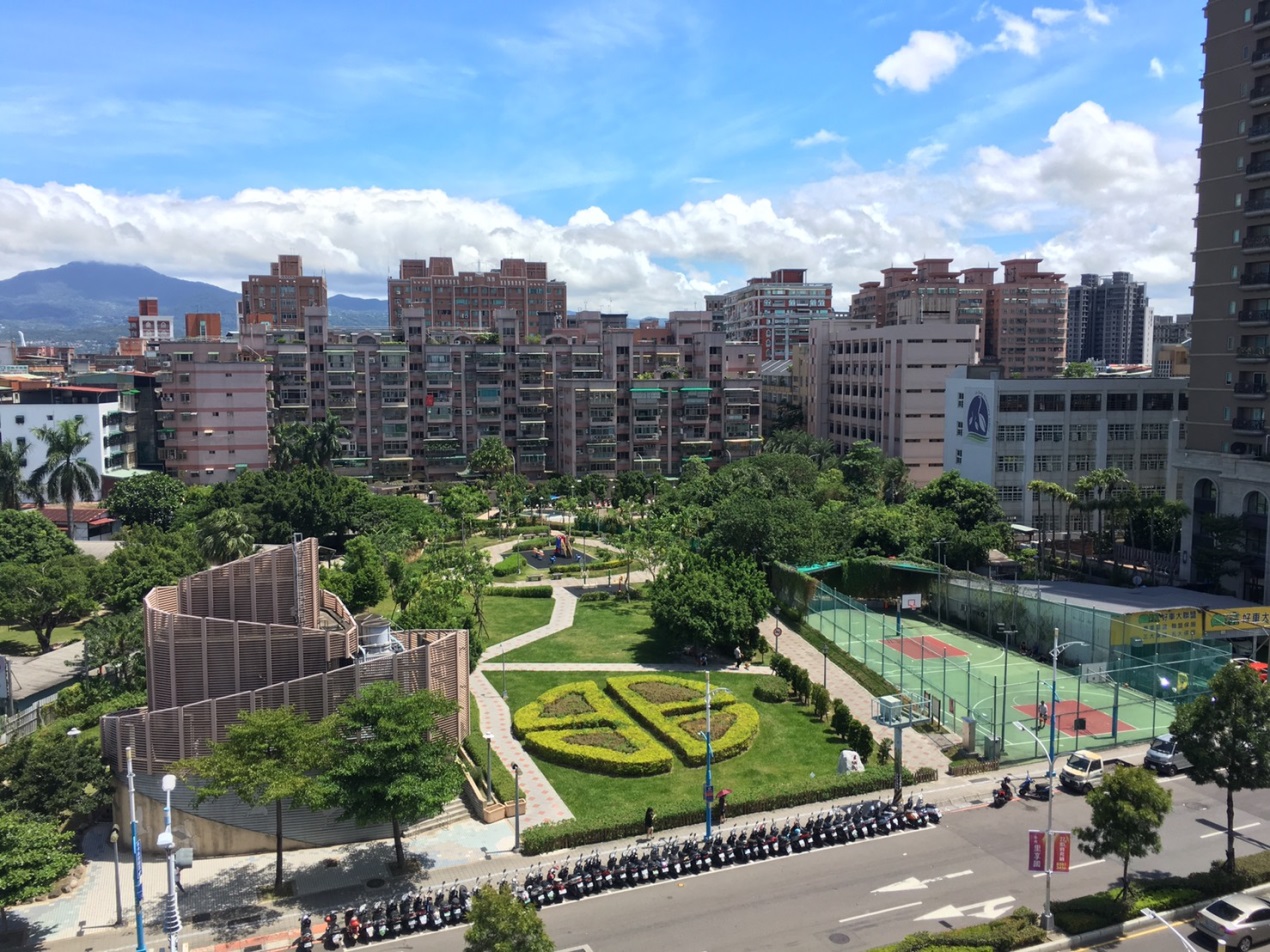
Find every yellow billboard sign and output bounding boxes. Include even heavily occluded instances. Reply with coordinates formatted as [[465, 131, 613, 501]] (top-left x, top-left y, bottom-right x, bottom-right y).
[[1112, 605, 1270, 646], [1206, 607, 1270, 632]]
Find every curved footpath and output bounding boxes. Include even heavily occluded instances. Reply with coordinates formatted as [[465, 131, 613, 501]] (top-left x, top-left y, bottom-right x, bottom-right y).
[[17, 549, 1001, 952]]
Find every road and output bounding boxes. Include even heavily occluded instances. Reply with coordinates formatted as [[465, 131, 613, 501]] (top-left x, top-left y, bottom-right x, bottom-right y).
[[316, 775, 1270, 952]]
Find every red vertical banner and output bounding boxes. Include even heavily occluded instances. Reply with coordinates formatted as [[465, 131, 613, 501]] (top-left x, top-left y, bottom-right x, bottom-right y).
[[1027, 830, 1047, 872], [426, 393, 435, 407], [1053, 832, 1071, 872]]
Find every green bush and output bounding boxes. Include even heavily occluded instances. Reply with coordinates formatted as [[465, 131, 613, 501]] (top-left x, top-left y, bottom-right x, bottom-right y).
[[488, 585, 554, 598], [519, 725, 673, 776], [811, 684, 831, 721], [512, 681, 630, 736], [605, 674, 760, 767], [876, 908, 1044, 952], [778, 612, 898, 699], [492, 553, 527, 577], [511, 537, 557, 552], [577, 591, 613, 603], [752, 675, 791, 703], [770, 653, 792, 680]]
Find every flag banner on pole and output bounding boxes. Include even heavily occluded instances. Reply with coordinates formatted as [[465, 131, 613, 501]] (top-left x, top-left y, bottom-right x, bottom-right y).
[[1027, 830, 1046, 872], [1053, 832, 1072, 872]]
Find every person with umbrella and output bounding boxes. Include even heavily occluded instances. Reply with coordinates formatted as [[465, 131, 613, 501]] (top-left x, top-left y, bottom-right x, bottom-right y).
[[714, 789, 732, 825]]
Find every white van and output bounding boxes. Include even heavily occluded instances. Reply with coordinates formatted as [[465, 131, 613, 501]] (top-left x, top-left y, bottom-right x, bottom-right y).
[[1059, 750, 1104, 793], [1144, 733, 1191, 775]]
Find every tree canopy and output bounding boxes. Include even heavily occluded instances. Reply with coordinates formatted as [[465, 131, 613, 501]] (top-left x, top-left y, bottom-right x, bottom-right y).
[[468, 437, 515, 479], [0, 510, 75, 564], [29, 418, 101, 539], [0, 809, 80, 923], [0, 555, 97, 653], [464, 882, 555, 952], [1073, 766, 1172, 898], [649, 552, 772, 653], [105, 472, 187, 530]]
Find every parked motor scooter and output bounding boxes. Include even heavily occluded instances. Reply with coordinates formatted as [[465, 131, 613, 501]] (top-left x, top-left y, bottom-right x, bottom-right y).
[[1018, 772, 1051, 801], [992, 776, 1015, 808]]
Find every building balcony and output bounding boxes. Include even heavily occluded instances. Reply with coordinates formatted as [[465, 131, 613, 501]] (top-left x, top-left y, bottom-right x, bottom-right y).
[[1254, 124, 1270, 145], [634, 428, 662, 442], [1241, 309, 1270, 326], [1242, 271, 1270, 289], [1245, 234, 1270, 253], [585, 394, 616, 406], [1239, 346, 1270, 362], [1234, 417, 1267, 433], [517, 432, 548, 444], [1236, 381, 1269, 398], [1253, 87, 1270, 107], [632, 456, 662, 470], [425, 373, 452, 388], [589, 448, 617, 461], [1249, 198, 1270, 218]]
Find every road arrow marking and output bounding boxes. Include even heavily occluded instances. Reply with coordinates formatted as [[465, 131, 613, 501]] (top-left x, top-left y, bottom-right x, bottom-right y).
[[840, 901, 923, 923], [915, 896, 1015, 922], [1032, 858, 1104, 878], [873, 869, 975, 893]]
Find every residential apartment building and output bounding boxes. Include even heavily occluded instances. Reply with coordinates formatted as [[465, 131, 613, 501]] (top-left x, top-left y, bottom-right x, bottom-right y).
[[705, 269, 833, 361], [1174, 0, 1270, 602], [388, 257, 567, 341], [760, 358, 797, 435], [942, 366, 1187, 528], [0, 385, 137, 495], [154, 319, 271, 485], [848, 258, 1067, 378], [1067, 272, 1154, 366], [239, 254, 328, 330], [803, 318, 981, 485], [119, 298, 175, 359], [1154, 313, 1192, 346]]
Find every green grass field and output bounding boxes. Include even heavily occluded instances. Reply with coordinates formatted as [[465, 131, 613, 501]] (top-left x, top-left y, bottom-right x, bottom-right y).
[[0, 622, 85, 656], [500, 669, 864, 825], [480, 595, 555, 646], [497, 598, 678, 664]]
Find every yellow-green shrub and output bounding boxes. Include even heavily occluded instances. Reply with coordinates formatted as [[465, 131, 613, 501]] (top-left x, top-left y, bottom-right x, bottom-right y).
[[512, 680, 629, 737], [606, 674, 760, 767], [519, 725, 673, 776]]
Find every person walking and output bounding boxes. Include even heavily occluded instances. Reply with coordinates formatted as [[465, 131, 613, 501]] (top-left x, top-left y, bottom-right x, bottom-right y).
[[1037, 700, 1049, 729], [734, 645, 743, 668], [644, 806, 656, 840]]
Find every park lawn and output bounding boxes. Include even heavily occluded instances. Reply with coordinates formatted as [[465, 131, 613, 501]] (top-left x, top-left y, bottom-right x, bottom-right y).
[[0, 621, 86, 656], [497, 598, 676, 664], [499, 669, 849, 825], [480, 595, 555, 646]]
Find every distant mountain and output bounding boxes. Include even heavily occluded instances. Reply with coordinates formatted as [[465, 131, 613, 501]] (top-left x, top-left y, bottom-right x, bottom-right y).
[[0, 262, 387, 345]]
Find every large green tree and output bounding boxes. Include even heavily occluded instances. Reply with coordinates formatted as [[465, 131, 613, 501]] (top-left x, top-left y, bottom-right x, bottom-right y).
[[320, 535, 388, 613], [198, 508, 256, 565], [175, 707, 332, 893], [464, 882, 555, 952], [912, 471, 1008, 534], [1172, 663, 1270, 871], [93, 525, 206, 613], [0, 555, 97, 653], [0, 509, 76, 564], [320, 682, 464, 869], [442, 484, 489, 542], [0, 809, 80, 926], [0, 440, 31, 511], [105, 472, 187, 530], [1073, 766, 1172, 898], [649, 552, 772, 654], [79, 609, 146, 691], [468, 436, 515, 479], [29, 418, 101, 540]]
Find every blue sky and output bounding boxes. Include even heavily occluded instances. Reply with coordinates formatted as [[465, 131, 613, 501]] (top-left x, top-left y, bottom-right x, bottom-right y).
[[0, 0, 1204, 316]]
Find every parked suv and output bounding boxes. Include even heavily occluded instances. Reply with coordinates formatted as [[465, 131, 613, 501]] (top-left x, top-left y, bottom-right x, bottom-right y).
[[1058, 750, 1103, 793], [1144, 733, 1191, 776]]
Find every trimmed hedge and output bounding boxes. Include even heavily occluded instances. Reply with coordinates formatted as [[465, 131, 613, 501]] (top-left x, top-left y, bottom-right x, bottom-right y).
[[872, 908, 1044, 952], [606, 674, 760, 767], [492, 553, 527, 577], [752, 675, 791, 703], [521, 763, 913, 855], [488, 585, 554, 598], [512, 681, 629, 736], [511, 537, 558, 552], [518, 725, 673, 777]]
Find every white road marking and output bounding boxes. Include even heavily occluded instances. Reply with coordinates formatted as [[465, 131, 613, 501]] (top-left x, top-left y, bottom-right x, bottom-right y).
[[873, 869, 975, 893], [1201, 822, 1260, 839], [1031, 858, 1105, 878], [915, 896, 1015, 921], [840, 901, 924, 923]]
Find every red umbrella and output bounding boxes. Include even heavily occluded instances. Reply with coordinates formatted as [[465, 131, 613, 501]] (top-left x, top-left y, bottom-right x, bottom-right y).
[[717, 789, 732, 798]]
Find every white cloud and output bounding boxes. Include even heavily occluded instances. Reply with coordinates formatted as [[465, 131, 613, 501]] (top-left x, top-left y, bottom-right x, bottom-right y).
[[794, 129, 846, 148], [0, 102, 1198, 320], [1148, 57, 1166, 79], [688, 176, 720, 184], [1082, 0, 1112, 25], [986, 7, 1042, 56], [874, 31, 974, 92], [1031, 6, 1073, 25]]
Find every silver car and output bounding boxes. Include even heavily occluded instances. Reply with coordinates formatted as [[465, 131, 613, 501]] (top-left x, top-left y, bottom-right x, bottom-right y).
[[1196, 894, 1270, 951]]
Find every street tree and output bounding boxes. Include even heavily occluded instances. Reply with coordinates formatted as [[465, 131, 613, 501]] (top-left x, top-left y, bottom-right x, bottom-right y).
[[0, 555, 97, 653], [464, 882, 555, 952], [29, 417, 101, 540], [1172, 663, 1270, 871], [105, 472, 187, 530], [831, 701, 854, 741], [0, 440, 31, 511], [1073, 766, 1172, 899], [309, 413, 350, 468], [94, 525, 206, 612], [763, 430, 838, 467], [494, 473, 530, 537], [198, 508, 256, 565], [468, 436, 515, 479], [612, 470, 654, 506], [0, 509, 75, 564], [321, 682, 464, 870], [679, 456, 709, 486], [0, 809, 80, 927], [912, 472, 1008, 534], [79, 609, 146, 692], [5, 731, 114, 825], [442, 484, 489, 543], [175, 706, 332, 893], [649, 552, 772, 654]]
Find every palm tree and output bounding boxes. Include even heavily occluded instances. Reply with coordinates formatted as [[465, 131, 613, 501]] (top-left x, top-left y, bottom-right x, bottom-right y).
[[1027, 480, 1052, 577], [29, 418, 100, 540], [270, 422, 309, 469], [0, 440, 31, 510], [308, 413, 349, 469], [199, 508, 255, 564], [1074, 468, 1129, 575]]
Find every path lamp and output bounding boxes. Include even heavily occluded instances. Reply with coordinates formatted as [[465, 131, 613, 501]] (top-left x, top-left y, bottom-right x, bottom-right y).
[[773, 626, 782, 655], [822, 643, 829, 687], [699, 673, 732, 840], [1141, 909, 1204, 952], [157, 774, 180, 952], [483, 732, 494, 804], [511, 763, 521, 852], [125, 746, 146, 952], [110, 824, 123, 926]]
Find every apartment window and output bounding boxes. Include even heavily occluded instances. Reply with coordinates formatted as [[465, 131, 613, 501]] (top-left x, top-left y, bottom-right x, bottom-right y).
[[1069, 454, 1094, 471], [1141, 453, 1168, 470], [997, 424, 1025, 441], [957, 392, 964, 409], [1034, 394, 1065, 413], [1034, 424, 1064, 443], [999, 394, 1028, 413], [1143, 392, 1174, 412], [1034, 455, 1062, 472], [996, 455, 1024, 473], [1069, 424, 1096, 441], [1108, 423, 1135, 440], [1107, 393, 1138, 412], [995, 486, 1024, 503], [1141, 423, 1169, 440], [955, 450, 963, 465], [13, 416, 22, 425], [1108, 453, 1135, 471], [956, 422, 964, 436], [1071, 394, 1101, 412]]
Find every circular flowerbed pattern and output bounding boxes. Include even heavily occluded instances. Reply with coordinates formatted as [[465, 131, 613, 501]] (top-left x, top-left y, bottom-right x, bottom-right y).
[[513, 675, 761, 776]]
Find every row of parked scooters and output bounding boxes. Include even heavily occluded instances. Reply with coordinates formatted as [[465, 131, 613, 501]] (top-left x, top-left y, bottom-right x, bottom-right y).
[[297, 794, 942, 947]]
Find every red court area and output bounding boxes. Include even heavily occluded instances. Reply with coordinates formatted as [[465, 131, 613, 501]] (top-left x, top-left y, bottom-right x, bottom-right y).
[[881, 635, 968, 660], [1016, 701, 1133, 738]]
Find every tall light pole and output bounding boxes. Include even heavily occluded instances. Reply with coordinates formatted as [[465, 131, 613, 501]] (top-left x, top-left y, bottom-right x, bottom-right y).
[[483, 732, 494, 804], [1013, 627, 1084, 933], [125, 746, 146, 952], [699, 673, 731, 840], [157, 774, 180, 952], [822, 643, 829, 687], [511, 763, 521, 852], [110, 824, 123, 927]]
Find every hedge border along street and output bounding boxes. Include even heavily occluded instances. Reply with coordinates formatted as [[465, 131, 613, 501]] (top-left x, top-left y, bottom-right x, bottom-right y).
[[605, 673, 761, 767]]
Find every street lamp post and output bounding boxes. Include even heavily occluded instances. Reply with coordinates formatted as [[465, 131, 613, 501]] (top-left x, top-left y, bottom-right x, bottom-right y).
[[110, 824, 123, 927], [157, 774, 180, 952], [822, 643, 829, 687], [125, 746, 146, 952], [511, 763, 521, 852], [699, 673, 731, 840], [482, 732, 494, 805], [773, 626, 782, 655]]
